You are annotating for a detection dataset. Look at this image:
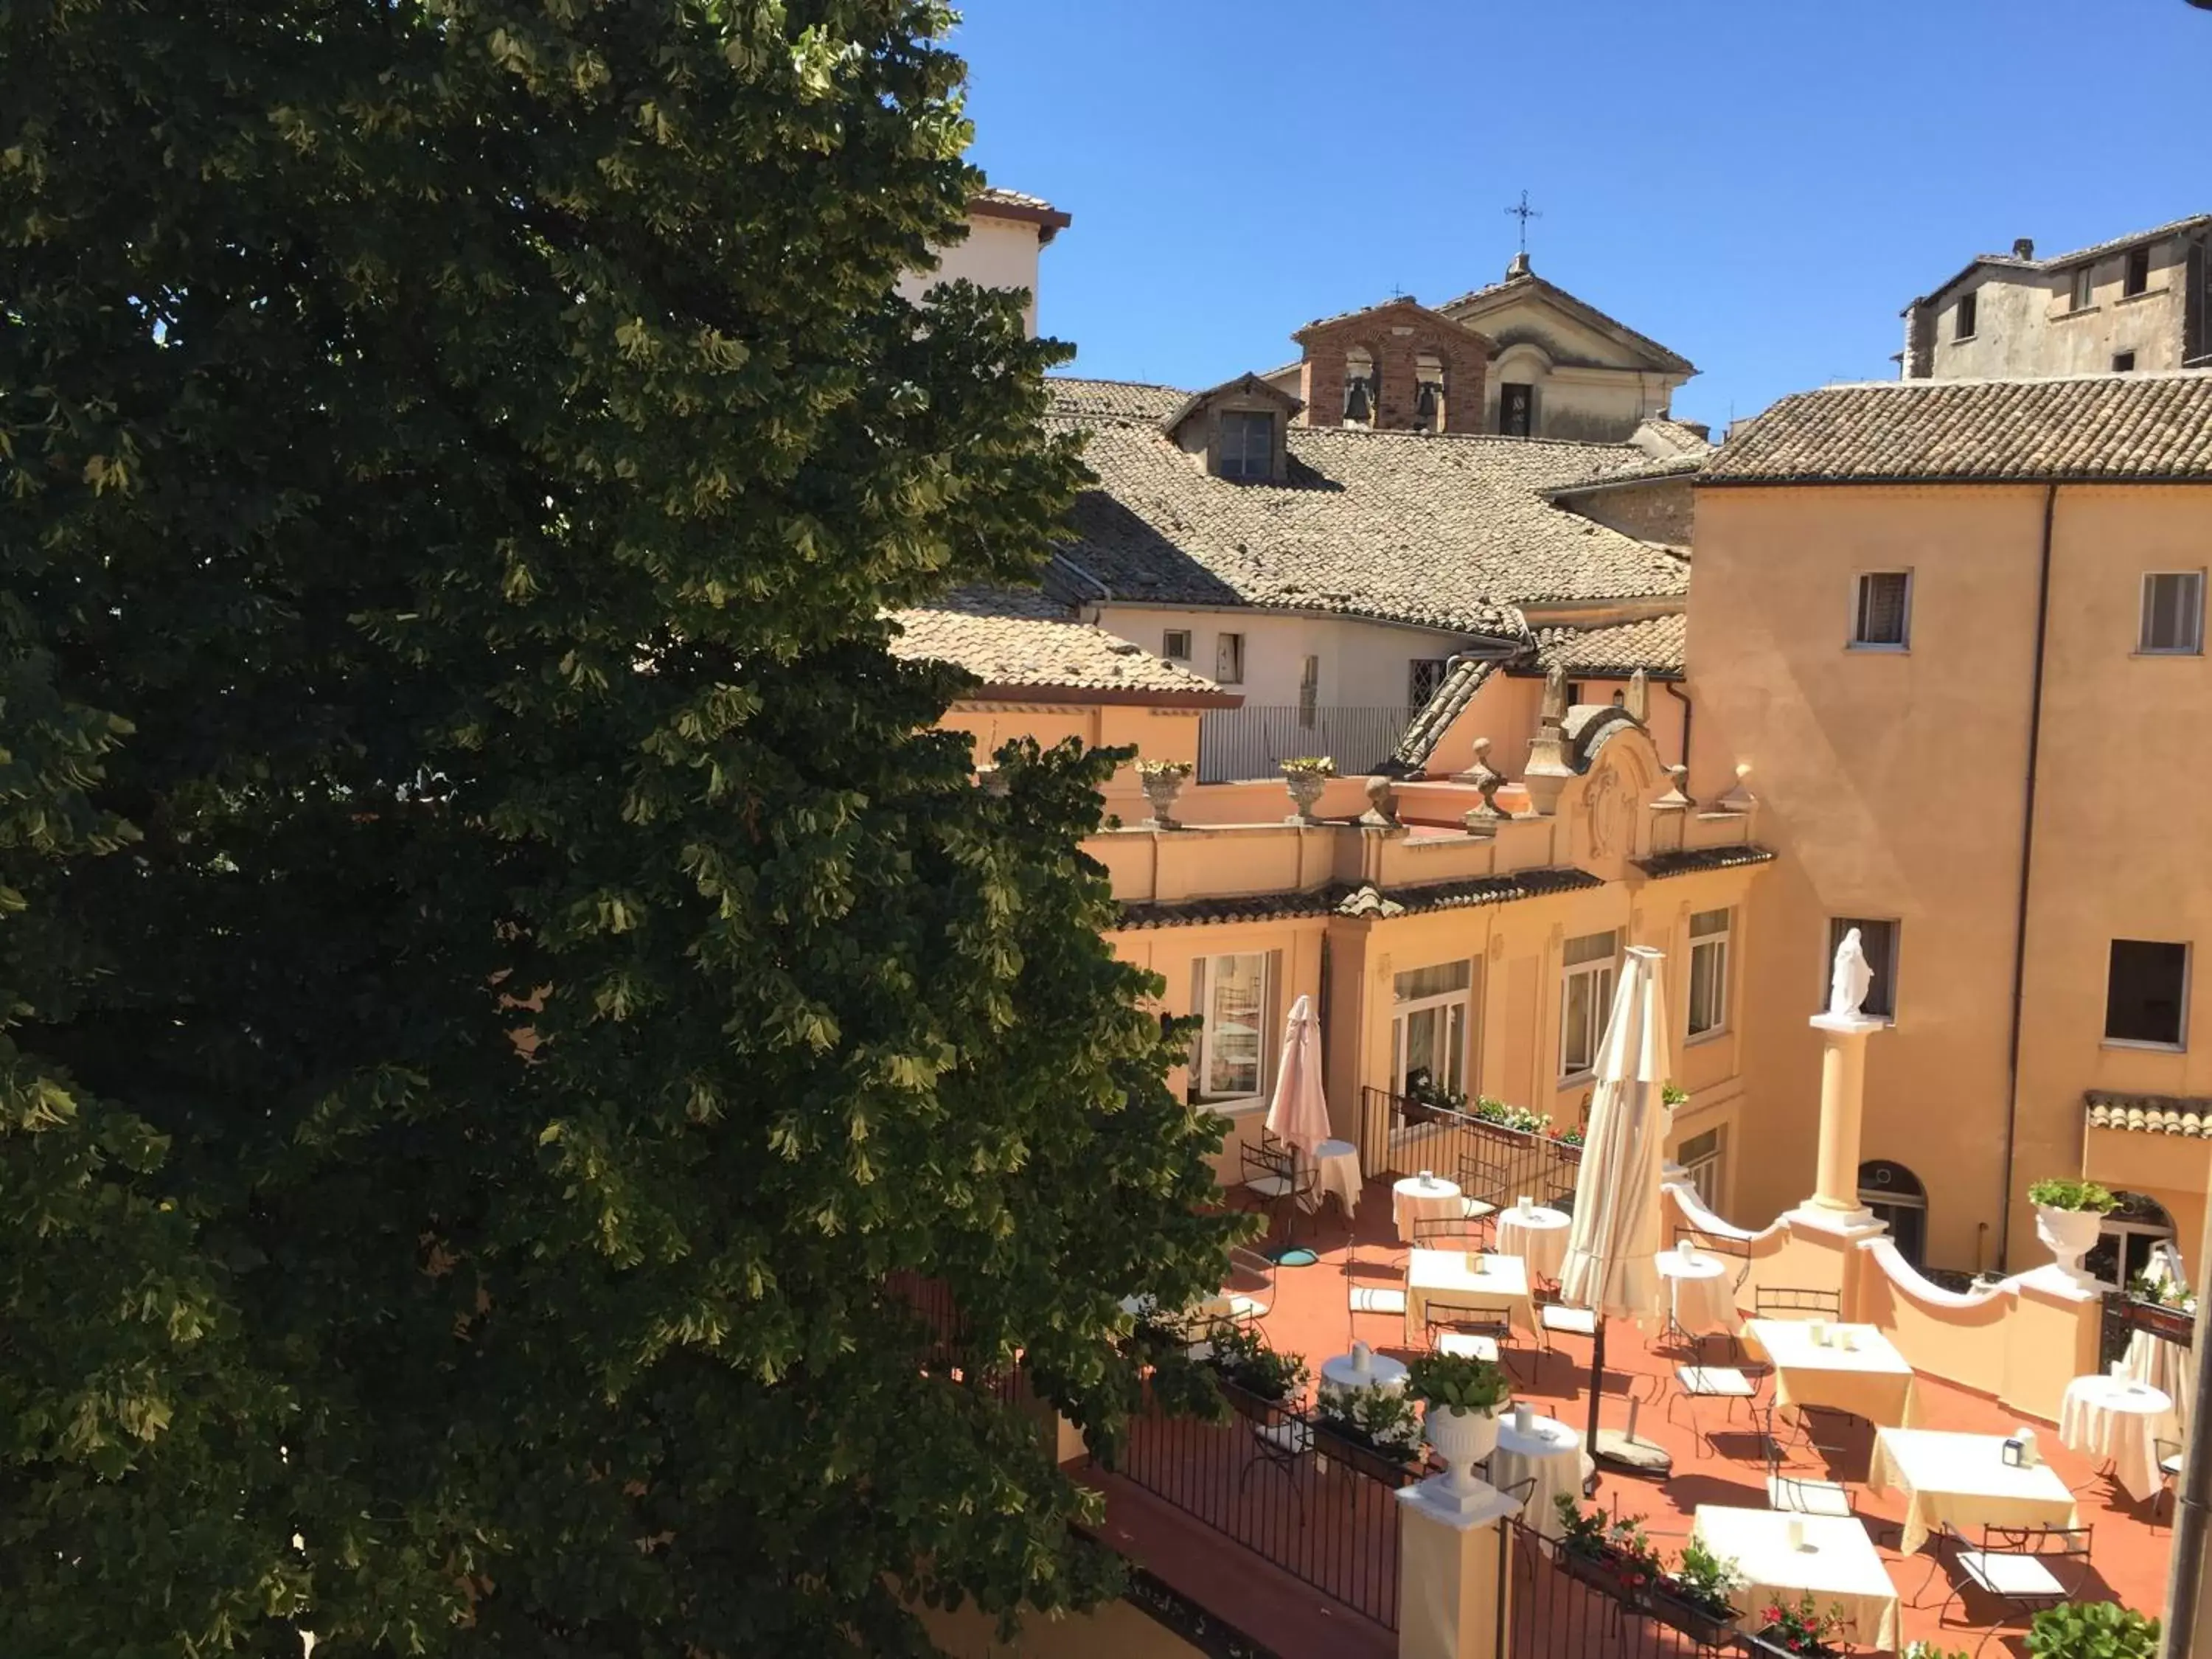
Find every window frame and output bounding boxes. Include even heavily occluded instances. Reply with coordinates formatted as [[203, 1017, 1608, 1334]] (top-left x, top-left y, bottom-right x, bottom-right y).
[[1677, 1126, 1726, 1212], [1191, 951, 1271, 1102], [2103, 938, 2190, 1052], [2124, 246, 2152, 299], [1499, 381, 1536, 438], [1161, 628, 1193, 663], [2112, 350, 2138, 373], [1391, 959, 1475, 1102], [1214, 633, 1246, 686], [1849, 570, 1913, 651], [1558, 929, 1620, 1082], [2138, 571, 2205, 656], [1216, 410, 1276, 481], [1686, 907, 1733, 1042], [2070, 265, 2096, 313], [1953, 291, 1978, 341], [1825, 917, 1900, 1021]]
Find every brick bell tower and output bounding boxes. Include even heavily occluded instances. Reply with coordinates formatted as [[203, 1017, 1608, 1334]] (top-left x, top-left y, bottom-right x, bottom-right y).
[[1293, 297, 1496, 435]]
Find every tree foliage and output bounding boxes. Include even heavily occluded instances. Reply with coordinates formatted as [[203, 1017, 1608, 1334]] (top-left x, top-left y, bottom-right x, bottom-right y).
[[0, 2, 1239, 1652]]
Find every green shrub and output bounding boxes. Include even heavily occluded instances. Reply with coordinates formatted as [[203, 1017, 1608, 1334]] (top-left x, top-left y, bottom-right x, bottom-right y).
[[1406, 1351, 1512, 1413], [2027, 1178, 2119, 1214], [2025, 1601, 2158, 1659]]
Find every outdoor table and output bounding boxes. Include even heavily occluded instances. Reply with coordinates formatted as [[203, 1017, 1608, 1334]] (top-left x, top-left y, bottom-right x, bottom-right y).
[[1304, 1137, 1363, 1217], [1320, 1343, 1408, 1396], [1744, 1318, 1919, 1429], [1655, 1248, 1742, 1340], [1690, 1506, 1899, 1649], [1487, 1409, 1590, 1538], [1494, 1204, 1571, 1280], [1405, 1249, 1537, 1345], [2061, 1373, 2173, 1503], [1393, 1172, 1465, 1244], [1868, 1427, 2080, 1557]]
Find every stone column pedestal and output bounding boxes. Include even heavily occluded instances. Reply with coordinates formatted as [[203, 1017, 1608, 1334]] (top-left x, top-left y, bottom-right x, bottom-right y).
[[1396, 1475, 1522, 1659], [1806, 1010, 1885, 1220]]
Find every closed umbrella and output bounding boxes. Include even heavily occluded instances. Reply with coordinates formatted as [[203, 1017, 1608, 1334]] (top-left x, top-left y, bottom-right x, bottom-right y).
[[1557, 945, 1673, 1475], [1265, 994, 1330, 1267]]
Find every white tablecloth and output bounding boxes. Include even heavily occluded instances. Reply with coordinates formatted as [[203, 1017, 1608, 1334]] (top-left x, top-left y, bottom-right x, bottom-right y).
[[1868, 1427, 2079, 1557], [1301, 1138, 1363, 1217], [1321, 1349, 1408, 1394], [1745, 1320, 1919, 1428], [1691, 1506, 1899, 1650], [2126, 1326, 2192, 1443], [1495, 1206, 1571, 1280], [2061, 1374, 2172, 1503], [1487, 1411, 1590, 1537], [1406, 1250, 1537, 1343], [1657, 1250, 1742, 1337], [1393, 1174, 1465, 1243]]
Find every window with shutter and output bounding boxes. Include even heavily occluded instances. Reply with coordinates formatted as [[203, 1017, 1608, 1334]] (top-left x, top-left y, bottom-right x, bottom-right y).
[[2140, 573, 2205, 654], [1851, 572, 1912, 648]]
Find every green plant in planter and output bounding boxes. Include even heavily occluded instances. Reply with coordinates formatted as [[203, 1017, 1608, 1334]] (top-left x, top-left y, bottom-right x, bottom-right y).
[[1134, 758, 1194, 781], [1203, 1321, 1310, 1404], [2025, 1601, 2159, 1659], [1661, 1081, 1689, 1107], [1279, 757, 1337, 778], [1315, 1384, 1425, 1461], [2026, 1178, 2119, 1214], [1406, 1351, 1512, 1413], [1666, 1538, 1743, 1615], [1755, 1594, 1846, 1657], [1554, 1494, 1611, 1558], [1604, 1514, 1664, 1593], [1903, 1644, 1974, 1659]]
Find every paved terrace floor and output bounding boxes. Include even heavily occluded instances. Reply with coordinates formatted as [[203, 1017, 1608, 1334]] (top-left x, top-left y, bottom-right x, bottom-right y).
[[1079, 1180, 2173, 1659]]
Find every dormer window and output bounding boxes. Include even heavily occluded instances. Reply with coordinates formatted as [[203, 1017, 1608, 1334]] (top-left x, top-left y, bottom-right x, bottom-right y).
[[1219, 411, 1276, 481]]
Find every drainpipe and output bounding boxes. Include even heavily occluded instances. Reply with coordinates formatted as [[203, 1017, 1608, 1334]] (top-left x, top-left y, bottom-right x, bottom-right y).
[[2162, 1203, 2212, 1659], [1997, 483, 2058, 1272], [1662, 679, 1694, 773]]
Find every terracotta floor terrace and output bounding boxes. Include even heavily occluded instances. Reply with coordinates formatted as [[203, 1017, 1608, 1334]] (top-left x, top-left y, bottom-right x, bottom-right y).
[[1084, 1180, 2174, 1659]]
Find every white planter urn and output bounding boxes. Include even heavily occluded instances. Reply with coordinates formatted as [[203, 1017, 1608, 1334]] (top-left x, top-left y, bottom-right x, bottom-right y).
[[2035, 1204, 2105, 1287], [1284, 772, 1327, 824], [1423, 1403, 1499, 1498], [1139, 770, 1186, 830]]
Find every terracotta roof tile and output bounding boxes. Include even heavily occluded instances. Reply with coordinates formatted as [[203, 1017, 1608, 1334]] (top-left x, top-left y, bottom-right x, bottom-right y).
[[1701, 372, 2212, 484], [1385, 658, 1498, 773], [1530, 615, 1686, 675], [1632, 845, 1777, 880], [2085, 1090, 2212, 1138], [889, 588, 1227, 700], [1115, 865, 1603, 931], [1045, 379, 1688, 634]]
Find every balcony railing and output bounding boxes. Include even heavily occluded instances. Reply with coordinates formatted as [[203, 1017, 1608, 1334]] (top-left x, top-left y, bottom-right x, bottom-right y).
[[1197, 705, 1412, 785], [1358, 1086, 1583, 1214]]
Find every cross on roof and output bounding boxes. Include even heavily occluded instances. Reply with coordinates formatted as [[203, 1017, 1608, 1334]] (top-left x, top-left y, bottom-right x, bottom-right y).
[[1505, 189, 1542, 256]]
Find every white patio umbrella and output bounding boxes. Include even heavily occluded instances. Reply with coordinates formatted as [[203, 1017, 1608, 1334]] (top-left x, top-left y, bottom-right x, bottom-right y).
[[1557, 945, 1673, 1472], [1264, 994, 1330, 1264]]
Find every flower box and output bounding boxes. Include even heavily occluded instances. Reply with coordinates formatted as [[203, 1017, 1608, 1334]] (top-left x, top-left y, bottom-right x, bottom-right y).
[[1738, 1624, 1840, 1659], [1646, 1586, 1740, 1647], [1561, 1546, 1638, 1603], [1217, 1377, 1290, 1424], [2130, 1296, 2196, 1346], [1311, 1419, 1424, 1485]]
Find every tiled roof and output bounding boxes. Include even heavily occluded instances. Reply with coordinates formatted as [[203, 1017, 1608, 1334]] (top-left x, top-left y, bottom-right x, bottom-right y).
[[2086, 1091, 2212, 1138], [1385, 658, 1498, 773], [1632, 845, 1777, 880], [888, 587, 1230, 701], [1700, 373, 2212, 485], [1634, 419, 1716, 458], [1115, 866, 1603, 931], [1046, 379, 1689, 634], [1548, 455, 1706, 494], [973, 186, 1061, 215], [1437, 269, 1695, 375], [1530, 615, 1687, 675]]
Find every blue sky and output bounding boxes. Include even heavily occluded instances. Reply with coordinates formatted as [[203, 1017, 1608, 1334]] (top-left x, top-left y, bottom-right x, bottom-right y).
[[954, 0, 2212, 433]]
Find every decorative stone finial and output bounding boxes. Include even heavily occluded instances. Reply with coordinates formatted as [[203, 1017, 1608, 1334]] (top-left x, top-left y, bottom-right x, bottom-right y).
[[1461, 737, 1505, 837], [1540, 664, 1568, 726], [1360, 775, 1401, 827], [1524, 673, 1575, 815], [1652, 763, 1693, 810], [1717, 762, 1758, 815], [1626, 668, 1649, 725]]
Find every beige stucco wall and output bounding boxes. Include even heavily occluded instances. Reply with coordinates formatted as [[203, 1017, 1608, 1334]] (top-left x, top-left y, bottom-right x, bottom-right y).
[[1087, 604, 1473, 717], [1691, 479, 2212, 1271], [936, 701, 1203, 826], [1451, 294, 1686, 442], [1555, 478, 1694, 548], [898, 214, 1048, 336], [1923, 237, 2197, 379]]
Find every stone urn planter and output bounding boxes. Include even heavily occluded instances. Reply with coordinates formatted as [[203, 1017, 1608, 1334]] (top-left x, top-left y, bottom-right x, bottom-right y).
[[1422, 1403, 1499, 1495], [1280, 758, 1334, 824], [1135, 762, 1190, 830], [2036, 1204, 2106, 1286]]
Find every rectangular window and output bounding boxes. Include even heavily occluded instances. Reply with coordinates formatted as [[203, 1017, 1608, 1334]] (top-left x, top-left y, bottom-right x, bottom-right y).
[[1409, 658, 1449, 709], [1192, 953, 1269, 1099], [1826, 917, 1899, 1020], [1217, 411, 1275, 481], [2126, 246, 2152, 298], [1214, 633, 1245, 685], [1162, 628, 1192, 662], [1559, 929, 1619, 1079], [1499, 383, 1535, 437], [2106, 939, 2188, 1048], [1298, 654, 1319, 725], [1954, 292, 1978, 340], [1393, 959, 1474, 1101], [2070, 265, 2096, 312], [2140, 572, 2205, 654], [1851, 571, 1912, 648], [2113, 350, 2138, 373], [1687, 908, 1732, 1039], [1677, 1126, 1726, 1211]]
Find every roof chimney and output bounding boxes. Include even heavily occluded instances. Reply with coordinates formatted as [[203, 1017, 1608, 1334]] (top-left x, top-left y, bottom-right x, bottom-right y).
[[2012, 237, 2035, 260]]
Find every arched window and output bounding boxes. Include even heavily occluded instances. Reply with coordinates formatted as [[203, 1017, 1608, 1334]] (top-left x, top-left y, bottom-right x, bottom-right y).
[[2085, 1191, 2174, 1291], [1414, 351, 1446, 431], [1342, 347, 1376, 426], [1858, 1159, 1927, 1267]]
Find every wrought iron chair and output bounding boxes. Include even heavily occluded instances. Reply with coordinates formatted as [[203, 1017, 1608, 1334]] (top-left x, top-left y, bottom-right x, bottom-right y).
[[1237, 1142, 1313, 1233], [2158, 1436, 2185, 1523], [1923, 1522, 2093, 1652], [1752, 1285, 1842, 1320], [1411, 1214, 1489, 1248], [1666, 1357, 1764, 1458], [1761, 1411, 1854, 1516], [1422, 1294, 1519, 1371]]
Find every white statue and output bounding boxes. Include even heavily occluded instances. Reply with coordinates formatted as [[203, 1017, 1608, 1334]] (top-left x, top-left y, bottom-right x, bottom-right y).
[[1828, 928, 1874, 1018]]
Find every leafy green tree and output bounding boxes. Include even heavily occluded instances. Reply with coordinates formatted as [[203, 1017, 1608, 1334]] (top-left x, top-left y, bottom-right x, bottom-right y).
[[0, 3, 1239, 1653]]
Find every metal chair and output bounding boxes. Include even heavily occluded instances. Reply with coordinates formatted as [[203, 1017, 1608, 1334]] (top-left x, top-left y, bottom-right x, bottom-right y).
[[1422, 1295, 1517, 1371], [1753, 1285, 1841, 1320], [1667, 1359, 1763, 1457], [2158, 1437, 2184, 1523], [1762, 1413, 1854, 1516], [1237, 1143, 1314, 1234], [1926, 1523, 2093, 1652], [1412, 1215, 1489, 1248]]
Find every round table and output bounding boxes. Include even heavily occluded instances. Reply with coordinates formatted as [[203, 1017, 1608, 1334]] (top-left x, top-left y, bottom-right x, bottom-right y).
[[2060, 1373, 2173, 1502], [1304, 1137, 1364, 1217], [1656, 1248, 1743, 1339], [1495, 1206, 1571, 1280], [1321, 1345, 1408, 1395], [1393, 1173, 1464, 1243], [1487, 1411, 1592, 1537]]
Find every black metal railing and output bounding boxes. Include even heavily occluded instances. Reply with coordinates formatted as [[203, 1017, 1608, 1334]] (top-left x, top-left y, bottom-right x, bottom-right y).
[[1197, 704, 1412, 784], [2103, 1290, 2194, 1371], [1100, 1379, 1411, 1631], [1360, 1086, 1583, 1215], [1502, 1518, 1737, 1659]]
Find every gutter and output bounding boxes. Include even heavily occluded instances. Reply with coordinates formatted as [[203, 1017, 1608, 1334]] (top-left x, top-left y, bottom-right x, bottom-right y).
[[1663, 679, 1694, 771], [1998, 481, 2058, 1270]]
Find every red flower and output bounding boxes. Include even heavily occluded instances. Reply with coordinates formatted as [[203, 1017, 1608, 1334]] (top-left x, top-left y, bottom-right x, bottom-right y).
[[1762, 1607, 1784, 1625]]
